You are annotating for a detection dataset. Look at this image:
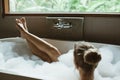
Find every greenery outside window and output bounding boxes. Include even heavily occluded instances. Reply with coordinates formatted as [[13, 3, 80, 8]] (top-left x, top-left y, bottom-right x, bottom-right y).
[[3, 0, 120, 16]]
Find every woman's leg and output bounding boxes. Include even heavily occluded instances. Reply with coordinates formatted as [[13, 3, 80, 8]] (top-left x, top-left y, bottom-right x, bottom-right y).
[[16, 17, 61, 63]]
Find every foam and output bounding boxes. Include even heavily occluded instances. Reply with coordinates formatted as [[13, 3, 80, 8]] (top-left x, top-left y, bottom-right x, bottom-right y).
[[0, 37, 120, 80]]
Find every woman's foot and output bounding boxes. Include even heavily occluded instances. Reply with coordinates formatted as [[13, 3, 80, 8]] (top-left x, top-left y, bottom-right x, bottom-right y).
[[16, 17, 28, 38], [20, 17, 28, 31]]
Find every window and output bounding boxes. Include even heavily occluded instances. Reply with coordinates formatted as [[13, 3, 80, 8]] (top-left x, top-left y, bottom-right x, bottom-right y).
[[9, 0, 120, 13], [3, 0, 120, 16]]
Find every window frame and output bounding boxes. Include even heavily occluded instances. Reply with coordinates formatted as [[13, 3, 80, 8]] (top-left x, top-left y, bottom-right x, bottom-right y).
[[2, 0, 120, 17]]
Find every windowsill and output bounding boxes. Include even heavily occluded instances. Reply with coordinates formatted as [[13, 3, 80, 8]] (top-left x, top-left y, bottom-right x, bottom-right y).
[[3, 12, 120, 17]]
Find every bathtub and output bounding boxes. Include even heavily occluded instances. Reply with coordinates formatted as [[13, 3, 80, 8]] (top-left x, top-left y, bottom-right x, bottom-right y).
[[0, 37, 120, 80]]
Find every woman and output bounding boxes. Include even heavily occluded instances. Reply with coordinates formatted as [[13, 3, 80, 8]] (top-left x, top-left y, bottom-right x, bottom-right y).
[[16, 17, 101, 80]]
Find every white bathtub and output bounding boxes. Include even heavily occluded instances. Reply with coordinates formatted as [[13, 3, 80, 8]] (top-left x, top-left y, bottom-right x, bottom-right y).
[[0, 37, 120, 80]]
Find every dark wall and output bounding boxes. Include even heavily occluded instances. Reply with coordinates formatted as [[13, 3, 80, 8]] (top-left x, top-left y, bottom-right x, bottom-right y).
[[84, 17, 120, 45], [0, 0, 120, 45]]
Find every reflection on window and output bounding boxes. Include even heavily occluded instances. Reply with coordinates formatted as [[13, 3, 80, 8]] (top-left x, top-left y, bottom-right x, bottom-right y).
[[9, 0, 120, 13]]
